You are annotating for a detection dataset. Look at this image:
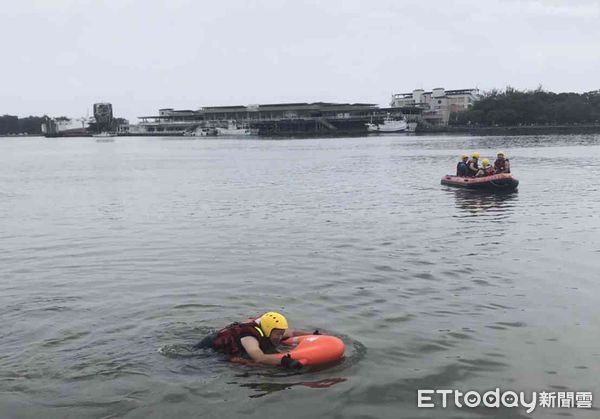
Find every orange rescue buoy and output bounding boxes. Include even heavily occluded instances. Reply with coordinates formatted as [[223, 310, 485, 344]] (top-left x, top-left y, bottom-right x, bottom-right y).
[[276, 335, 345, 366]]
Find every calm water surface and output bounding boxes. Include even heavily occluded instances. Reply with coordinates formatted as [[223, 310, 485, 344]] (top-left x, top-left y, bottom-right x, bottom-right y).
[[1, 134, 599, 418]]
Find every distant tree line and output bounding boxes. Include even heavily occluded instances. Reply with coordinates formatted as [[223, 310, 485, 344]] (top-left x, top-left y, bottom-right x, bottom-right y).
[[0, 115, 46, 135], [449, 87, 600, 126]]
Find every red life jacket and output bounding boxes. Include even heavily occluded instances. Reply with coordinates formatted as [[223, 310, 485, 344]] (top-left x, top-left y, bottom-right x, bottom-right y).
[[212, 322, 276, 356]]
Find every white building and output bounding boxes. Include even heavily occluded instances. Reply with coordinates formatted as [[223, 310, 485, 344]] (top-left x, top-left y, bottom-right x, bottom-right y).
[[391, 88, 480, 125]]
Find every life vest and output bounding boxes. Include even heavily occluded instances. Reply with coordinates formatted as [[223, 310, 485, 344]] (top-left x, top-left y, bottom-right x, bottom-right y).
[[456, 161, 468, 176], [467, 159, 479, 176], [475, 166, 494, 177], [494, 158, 509, 173], [211, 322, 276, 356]]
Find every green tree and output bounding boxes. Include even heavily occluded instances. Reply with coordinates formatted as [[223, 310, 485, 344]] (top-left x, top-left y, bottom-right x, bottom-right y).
[[448, 87, 600, 126]]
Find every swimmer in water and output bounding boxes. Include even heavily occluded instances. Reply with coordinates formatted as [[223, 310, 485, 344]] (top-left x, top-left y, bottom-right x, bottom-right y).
[[194, 312, 317, 369]]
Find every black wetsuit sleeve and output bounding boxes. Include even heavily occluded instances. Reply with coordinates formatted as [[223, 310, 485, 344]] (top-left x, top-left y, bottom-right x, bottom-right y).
[[193, 332, 218, 349]]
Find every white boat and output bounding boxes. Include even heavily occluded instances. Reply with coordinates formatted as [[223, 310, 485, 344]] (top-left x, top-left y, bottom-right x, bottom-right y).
[[366, 117, 408, 133], [215, 121, 258, 136], [190, 127, 218, 136], [93, 132, 114, 137]]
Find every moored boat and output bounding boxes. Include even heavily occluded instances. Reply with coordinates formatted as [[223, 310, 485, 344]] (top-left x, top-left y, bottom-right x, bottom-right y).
[[366, 116, 408, 133], [441, 173, 519, 191], [216, 121, 258, 136]]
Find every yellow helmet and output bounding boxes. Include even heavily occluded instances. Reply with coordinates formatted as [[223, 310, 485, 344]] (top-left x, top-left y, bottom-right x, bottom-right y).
[[259, 312, 288, 337], [481, 158, 491, 167], [461, 154, 469, 159], [472, 152, 480, 159], [497, 151, 506, 157]]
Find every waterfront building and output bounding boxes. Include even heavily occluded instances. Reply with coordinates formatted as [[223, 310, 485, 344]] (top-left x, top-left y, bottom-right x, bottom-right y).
[[390, 88, 480, 125], [41, 116, 92, 137], [133, 102, 383, 136], [93, 103, 113, 132], [42, 101, 425, 138], [42, 102, 124, 137]]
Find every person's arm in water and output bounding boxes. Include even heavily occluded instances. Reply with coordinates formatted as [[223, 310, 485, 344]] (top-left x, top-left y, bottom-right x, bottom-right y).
[[240, 336, 288, 365]]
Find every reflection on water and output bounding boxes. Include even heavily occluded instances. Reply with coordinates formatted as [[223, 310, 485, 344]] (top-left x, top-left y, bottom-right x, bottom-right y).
[[236, 377, 347, 398], [158, 333, 365, 398], [450, 189, 518, 218]]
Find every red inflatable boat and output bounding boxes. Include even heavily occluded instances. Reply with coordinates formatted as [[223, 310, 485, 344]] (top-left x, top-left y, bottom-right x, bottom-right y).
[[441, 173, 519, 191]]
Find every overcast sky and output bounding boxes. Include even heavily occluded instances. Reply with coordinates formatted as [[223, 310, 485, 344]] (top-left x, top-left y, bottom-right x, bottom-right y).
[[2, 0, 599, 121]]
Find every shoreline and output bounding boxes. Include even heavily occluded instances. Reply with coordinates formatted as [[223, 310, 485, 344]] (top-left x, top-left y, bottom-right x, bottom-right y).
[[4, 126, 600, 139], [419, 124, 600, 136]]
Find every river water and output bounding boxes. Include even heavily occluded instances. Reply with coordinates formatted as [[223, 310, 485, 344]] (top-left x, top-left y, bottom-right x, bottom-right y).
[[1, 134, 599, 418]]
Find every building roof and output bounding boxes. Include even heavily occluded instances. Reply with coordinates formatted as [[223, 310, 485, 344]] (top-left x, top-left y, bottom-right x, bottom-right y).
[[394, 88, 478, 97], [445, 89, 479, 95], [139, 102, 379, 119]]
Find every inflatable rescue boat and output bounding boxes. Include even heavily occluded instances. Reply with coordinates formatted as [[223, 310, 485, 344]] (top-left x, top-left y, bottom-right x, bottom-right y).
[[441, 173, 519, 191]]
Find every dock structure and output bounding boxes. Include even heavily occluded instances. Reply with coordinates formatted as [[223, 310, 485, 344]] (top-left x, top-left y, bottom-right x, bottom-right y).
[[130, 102, 422, 136]]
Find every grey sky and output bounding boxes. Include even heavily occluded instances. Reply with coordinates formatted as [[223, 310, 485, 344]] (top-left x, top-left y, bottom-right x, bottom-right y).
[[2, 0, 599, 121]]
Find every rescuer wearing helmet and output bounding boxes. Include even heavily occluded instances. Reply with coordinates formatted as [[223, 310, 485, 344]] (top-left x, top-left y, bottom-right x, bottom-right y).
[[494, 151, 510, 173], [476, 159, 495, 177], [467, 152, 480, 177], [456, 154, 469, 177], [194, 312, 314, 369]]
